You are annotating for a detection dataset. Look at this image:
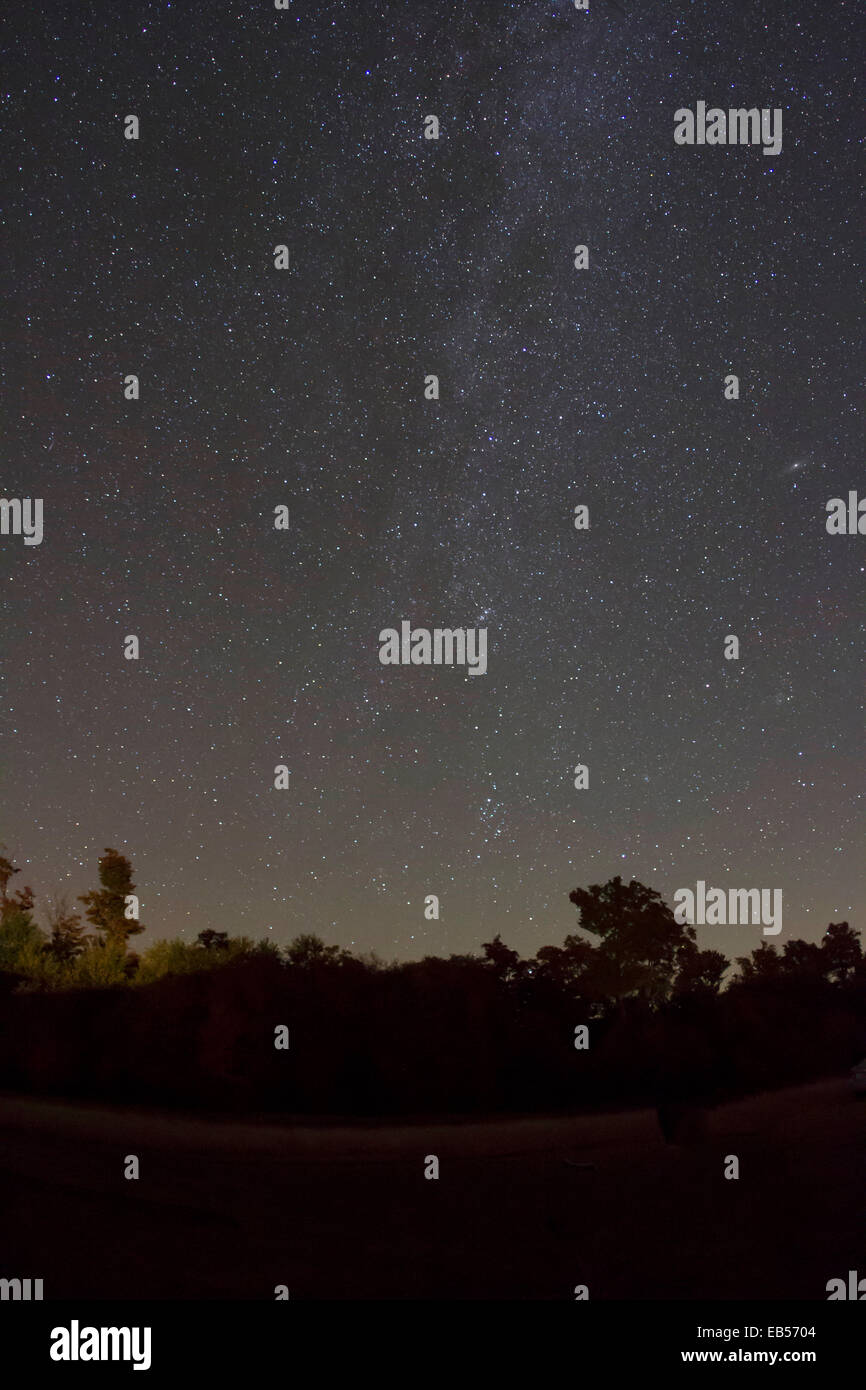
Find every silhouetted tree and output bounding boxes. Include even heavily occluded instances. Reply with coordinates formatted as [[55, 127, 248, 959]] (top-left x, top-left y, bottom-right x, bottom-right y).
[[531, 935, 595, 990], [0, 845, 19, 915], [78, 848, 144, 946], [6, 883, 35, 915], [481, 934, 524, 983], [821, 921, 861, 983], [735, 941, 782, 981], [284, 933, 345, 967], [44, 895, 90, 964], [0, 908, 44, 972], [569, 876, 696, 1005], [196, 928, 230, 951], [781, 939, 825, 979], [673, 943, 728, 996]]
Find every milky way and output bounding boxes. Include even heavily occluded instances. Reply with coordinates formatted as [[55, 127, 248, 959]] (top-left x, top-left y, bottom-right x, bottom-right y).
[[3, 0, 862, 960]]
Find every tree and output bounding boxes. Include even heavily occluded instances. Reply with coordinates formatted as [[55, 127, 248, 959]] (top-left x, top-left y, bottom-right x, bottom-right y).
[[284, 933, 345, 967], [0, 848, 44, 980], [78, 848, 144, 946], [0, 909, 45, 972], [481, 934, 525, 984], [0, 844, 19, 915], [735, 941, 782, 981], [6, 883, 35, 915], [673, 943, 728, 996], [821, 921, 861, 983], [780, 939, 825, 979], [568, 876, 696, 1005], [137, 938, 214, 982], [531, 936, 595, 989], [0, 844, 35, 923], [43, 895, 90, 964], [66, 939, 129, 988], [196, 928, 230, 952]]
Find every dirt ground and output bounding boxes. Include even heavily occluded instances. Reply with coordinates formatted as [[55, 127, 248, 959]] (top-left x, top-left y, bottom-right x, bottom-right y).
[[0, 1079, 861, 1299]]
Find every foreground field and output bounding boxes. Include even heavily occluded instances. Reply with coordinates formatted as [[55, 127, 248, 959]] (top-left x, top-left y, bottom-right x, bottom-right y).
[[0, 1079, 861, 1299]]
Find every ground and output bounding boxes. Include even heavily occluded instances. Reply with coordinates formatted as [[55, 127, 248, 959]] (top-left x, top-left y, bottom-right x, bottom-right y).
[[0, 1079, 860, 1299]]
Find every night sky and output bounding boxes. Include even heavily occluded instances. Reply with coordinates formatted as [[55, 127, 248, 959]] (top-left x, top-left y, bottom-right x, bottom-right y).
[[3, 0, 862, 963]]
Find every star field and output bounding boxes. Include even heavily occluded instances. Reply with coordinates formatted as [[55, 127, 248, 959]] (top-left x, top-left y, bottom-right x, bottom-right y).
[[3, 0, 862, 961]]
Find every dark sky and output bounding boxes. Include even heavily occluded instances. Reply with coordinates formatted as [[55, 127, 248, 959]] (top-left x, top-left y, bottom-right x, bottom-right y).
[[3, 0, 862, 963]]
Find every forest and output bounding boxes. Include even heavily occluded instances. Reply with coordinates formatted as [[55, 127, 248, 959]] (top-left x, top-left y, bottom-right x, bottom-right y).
[[0, 845, 863, 1115]]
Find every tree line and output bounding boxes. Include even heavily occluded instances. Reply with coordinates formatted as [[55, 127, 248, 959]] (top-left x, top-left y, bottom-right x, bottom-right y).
[[0, 844, 863, 1114]]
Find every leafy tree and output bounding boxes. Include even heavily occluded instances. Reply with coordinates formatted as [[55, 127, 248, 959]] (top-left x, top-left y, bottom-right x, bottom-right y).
[[821, 921, 861, 983], [780, 938, 825, 978], [531, 936, 595, 989], [673, 943, 729, 996], [249, 938, 283, 960], [224, 935, 269, 961], [65, 939, 129, 988], [569, 876, 696, 1005], [7, 883, 35, 915], [0, 844, 20, 915], [43, 895, 90, 964], [137, 938, 213, 983], [284, 933, 346, 967], [0, 908, 46, 972], [481, 934, 525, 983], [196, 928, 230, 952], [12, 935, 67, 990], [78, 848, 144, 946], [735, 941, 782, 982]]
